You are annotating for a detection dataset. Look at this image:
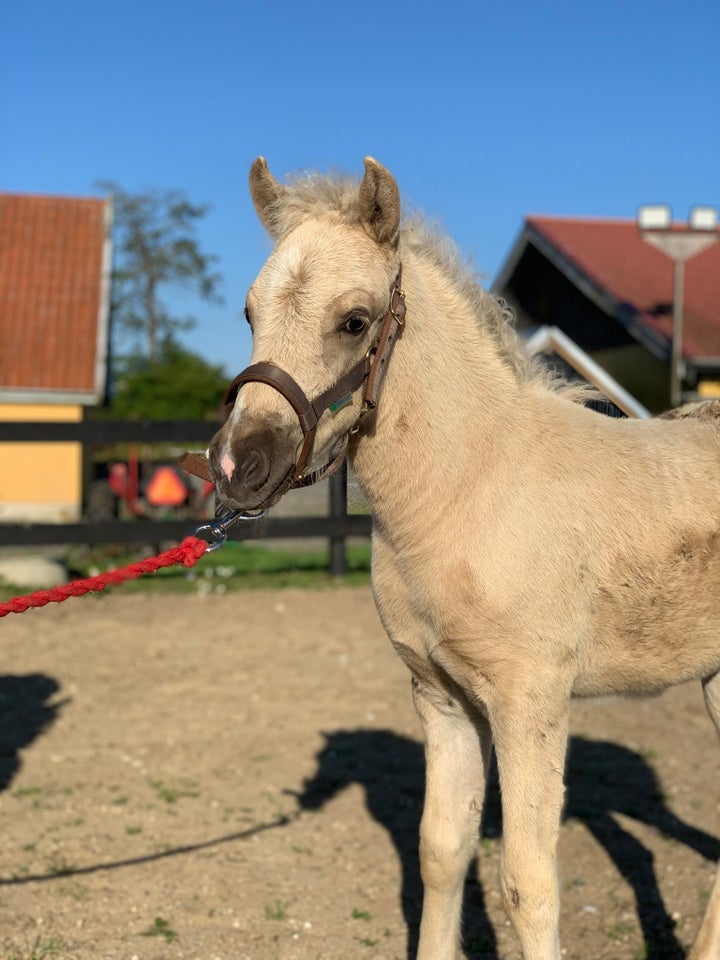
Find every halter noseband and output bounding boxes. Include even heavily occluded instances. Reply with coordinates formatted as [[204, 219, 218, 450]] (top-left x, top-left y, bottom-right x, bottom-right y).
[[180, 268, 406, 498]]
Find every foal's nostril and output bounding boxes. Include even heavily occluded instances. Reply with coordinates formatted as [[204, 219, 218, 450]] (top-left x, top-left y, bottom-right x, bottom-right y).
[[237, 448, 270, 491]]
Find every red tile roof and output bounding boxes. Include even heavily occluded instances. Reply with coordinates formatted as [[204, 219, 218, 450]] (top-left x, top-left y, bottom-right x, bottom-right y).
[[0, 193, 111, 402], [526, 217, 720, 360]]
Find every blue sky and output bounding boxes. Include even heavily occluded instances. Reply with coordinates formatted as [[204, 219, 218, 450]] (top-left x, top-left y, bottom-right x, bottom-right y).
[[2, 0, 718, 374]]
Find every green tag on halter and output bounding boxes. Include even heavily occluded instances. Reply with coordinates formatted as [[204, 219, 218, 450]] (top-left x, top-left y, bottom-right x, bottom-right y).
[[329, 393, 353, 415]]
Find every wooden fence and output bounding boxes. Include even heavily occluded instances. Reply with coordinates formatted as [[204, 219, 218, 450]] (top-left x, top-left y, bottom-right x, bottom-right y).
[[0, 420, 371, 575]]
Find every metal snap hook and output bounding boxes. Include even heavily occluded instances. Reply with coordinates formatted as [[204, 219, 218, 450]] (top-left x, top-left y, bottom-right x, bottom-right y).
[[194, 507, 269, 552]]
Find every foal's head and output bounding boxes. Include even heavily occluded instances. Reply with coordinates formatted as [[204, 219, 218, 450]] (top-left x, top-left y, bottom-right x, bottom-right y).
[[209, 157, 402, 511]]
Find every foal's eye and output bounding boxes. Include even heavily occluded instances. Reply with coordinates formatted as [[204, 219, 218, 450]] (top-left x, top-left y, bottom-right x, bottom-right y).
[[243, 306, 253, 331], [340, 313, 369, 336]]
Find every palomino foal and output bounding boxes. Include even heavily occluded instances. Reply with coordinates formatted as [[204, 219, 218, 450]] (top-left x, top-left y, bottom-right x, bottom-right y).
[[206, 157, 720, 960]]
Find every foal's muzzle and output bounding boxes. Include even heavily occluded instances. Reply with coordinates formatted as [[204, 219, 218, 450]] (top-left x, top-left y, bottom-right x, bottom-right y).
[[208, 415, 300, 512]]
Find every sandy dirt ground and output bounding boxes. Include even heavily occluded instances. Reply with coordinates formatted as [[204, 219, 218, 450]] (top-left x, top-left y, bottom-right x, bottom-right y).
[[1, 586, 718, 960]]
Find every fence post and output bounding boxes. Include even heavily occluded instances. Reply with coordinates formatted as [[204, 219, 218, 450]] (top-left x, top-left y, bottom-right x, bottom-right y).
[[329, 462, 348, 576]]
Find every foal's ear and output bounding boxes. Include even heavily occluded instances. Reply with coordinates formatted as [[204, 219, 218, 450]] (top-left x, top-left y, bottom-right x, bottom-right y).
[[249, 157, 285, 236], [359, 157, 400, 246]]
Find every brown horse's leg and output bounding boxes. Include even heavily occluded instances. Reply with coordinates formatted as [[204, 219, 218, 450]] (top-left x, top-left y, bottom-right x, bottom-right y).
[[491, 693, 568, 960], [413, 680, 492, 960], [688, 671, 720, 960]]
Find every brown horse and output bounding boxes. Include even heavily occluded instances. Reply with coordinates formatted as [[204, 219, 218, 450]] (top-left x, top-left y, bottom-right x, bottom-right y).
[[206, 157, 720, 960]]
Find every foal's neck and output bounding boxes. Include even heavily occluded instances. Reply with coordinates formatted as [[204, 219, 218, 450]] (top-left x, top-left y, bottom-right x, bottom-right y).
[[350, 254, 521, 523]]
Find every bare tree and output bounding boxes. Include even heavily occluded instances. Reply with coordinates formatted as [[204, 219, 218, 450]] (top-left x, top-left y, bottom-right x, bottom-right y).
[[98, 182, 223, 363]]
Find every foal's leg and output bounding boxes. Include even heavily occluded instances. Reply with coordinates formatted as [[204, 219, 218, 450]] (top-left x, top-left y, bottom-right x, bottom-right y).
[[688, 671, 720, 960], [491, 692, 569, 960], [413, 678, 493, 960]]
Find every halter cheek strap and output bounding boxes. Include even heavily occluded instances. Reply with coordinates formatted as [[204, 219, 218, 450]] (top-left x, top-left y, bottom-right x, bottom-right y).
[[180, 268, 406, 492]]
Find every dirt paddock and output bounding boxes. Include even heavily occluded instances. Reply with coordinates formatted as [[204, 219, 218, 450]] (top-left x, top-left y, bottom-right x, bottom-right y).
[[1, 587, 718, 959]]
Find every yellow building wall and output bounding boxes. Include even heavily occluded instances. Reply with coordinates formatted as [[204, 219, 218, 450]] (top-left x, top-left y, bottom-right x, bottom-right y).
[[0, 404, 83, 522], [699, 381, 720, 399]]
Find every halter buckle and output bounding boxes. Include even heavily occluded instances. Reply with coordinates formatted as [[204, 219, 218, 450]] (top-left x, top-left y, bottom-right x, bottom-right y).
[[390, 287, 406, 326]]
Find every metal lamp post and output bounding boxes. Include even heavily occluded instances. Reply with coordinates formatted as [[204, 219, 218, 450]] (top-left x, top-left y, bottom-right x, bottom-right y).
[[638, 204, 719, 407]]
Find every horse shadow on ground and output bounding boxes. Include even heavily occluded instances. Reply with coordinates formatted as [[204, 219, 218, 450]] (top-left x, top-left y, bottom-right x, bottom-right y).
[[0, 674, 67, 793], [295, 728, 720, 960]]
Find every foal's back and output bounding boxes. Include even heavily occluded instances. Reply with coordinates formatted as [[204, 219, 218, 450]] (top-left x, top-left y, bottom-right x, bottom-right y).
[[545, 398, 720, 697]]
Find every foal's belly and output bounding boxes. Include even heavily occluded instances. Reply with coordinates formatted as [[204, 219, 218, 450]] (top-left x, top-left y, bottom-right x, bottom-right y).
[[574, 567, 720, 697]]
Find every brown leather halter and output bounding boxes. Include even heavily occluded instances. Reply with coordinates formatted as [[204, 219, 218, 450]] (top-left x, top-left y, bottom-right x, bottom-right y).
[[180, 268, 406, 499]]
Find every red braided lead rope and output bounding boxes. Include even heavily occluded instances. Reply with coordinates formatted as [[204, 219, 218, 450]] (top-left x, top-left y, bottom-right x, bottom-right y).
[[0, 536, 208, 618]]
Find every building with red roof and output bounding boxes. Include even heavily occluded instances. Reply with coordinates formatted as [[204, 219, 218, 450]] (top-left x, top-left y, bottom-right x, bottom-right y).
[[0, 193, 112, 521], [493, 216, 720, 413], [0, 194, 112, 402]]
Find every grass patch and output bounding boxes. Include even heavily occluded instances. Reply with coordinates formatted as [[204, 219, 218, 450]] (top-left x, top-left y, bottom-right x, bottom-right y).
[[0, 540, 371, 600], [140, 916, 178, 942], [12, 786, 42, 798], [264, 900, 289, 920], [151, 778, 200, 804], [47, 853, 77, 876], [605, 919, 636, 941], [6, 936, 65, 960], [352, 907, 372, 920], [49, 540, 372, 595]]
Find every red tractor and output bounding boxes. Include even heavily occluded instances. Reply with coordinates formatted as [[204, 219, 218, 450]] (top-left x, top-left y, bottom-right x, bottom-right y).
[[85, 445, 214, 522]]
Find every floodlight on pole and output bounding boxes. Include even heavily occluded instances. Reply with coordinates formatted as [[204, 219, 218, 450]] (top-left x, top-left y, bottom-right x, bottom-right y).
[[637, 204, 672, 231], [690, 206, 719, 232], [638, 204, 719, 407]]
